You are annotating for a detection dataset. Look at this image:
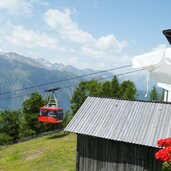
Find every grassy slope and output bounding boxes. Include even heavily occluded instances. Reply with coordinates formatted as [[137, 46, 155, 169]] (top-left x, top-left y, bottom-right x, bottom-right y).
[[0, 132, 76, 171]]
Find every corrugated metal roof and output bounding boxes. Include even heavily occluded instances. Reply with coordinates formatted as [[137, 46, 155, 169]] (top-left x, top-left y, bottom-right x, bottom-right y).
[[64, 97, 171, 148]]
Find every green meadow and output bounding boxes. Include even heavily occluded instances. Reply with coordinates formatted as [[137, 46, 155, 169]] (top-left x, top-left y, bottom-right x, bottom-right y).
[[0, 132, 76, 171]]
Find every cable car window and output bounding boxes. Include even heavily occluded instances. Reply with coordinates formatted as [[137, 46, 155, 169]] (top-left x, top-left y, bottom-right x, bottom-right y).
[[55, 110, 63, 120], [48, 110, 56, 117], [40, 110, 48, 116]]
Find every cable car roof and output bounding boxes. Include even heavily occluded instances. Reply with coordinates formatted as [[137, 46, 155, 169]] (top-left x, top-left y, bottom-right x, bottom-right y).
[[40, 107, 63, 111]]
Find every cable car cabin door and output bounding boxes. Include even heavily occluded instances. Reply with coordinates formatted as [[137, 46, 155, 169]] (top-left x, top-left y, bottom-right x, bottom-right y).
[[38, 107, 63, 124]]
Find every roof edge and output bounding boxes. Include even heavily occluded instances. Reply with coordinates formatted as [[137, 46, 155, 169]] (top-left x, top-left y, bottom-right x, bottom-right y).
[[88, 96, 171, 105]]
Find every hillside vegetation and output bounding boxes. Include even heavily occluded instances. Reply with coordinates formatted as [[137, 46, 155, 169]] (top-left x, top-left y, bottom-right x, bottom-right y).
[[0, 132, 76, 171]]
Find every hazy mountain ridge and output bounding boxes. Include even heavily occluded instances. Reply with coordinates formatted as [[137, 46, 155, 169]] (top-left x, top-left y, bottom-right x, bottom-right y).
[[0, 52, 45, 69], [0, 52, 160, 110], [36, 57, 97, 76], [0, 52, 82, 110], [0, 52, 110, 110]]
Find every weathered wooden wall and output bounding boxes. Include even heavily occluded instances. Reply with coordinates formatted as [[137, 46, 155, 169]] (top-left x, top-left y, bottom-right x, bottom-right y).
[[77, 134, 161, 171]]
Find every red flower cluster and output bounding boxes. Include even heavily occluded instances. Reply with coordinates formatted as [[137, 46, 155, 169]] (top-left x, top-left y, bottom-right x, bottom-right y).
[[157, 138, 171, 147], [155, 138, 171, 162]]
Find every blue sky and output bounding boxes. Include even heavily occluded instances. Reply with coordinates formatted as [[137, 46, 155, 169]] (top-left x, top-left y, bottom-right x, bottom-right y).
[[0, 0, 170, 69]]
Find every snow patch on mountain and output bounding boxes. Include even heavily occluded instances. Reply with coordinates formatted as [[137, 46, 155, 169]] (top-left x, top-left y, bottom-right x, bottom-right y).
[[0, 52, 44, 68]]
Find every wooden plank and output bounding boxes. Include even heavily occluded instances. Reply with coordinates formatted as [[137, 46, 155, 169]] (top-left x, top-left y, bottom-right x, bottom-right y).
[[77, 134, 162, 171]]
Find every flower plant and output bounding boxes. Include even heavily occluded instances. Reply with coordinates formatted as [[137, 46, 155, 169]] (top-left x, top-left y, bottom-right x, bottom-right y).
[[155, 138, 171, 171]]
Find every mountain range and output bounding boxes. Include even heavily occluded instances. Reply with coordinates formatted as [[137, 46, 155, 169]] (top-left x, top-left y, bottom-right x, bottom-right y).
[[0, 52, 81, 110], [0, 52, 159, 110]]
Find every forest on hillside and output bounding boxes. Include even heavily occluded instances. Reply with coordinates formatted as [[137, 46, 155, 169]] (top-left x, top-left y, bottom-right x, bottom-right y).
[[0, 76, 162, 145]]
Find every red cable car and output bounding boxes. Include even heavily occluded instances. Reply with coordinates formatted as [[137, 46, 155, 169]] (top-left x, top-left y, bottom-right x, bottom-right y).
[[38, 88, 63, 124]]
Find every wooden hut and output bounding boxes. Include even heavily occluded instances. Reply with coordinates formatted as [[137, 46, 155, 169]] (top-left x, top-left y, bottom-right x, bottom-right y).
[[64, 97, 171, 171]]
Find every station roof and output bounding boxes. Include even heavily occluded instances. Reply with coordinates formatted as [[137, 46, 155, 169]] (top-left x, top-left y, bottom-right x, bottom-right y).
[[65, 96, 171, 148]]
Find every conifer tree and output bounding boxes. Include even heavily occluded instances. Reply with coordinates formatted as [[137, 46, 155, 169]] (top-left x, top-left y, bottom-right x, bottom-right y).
[[71, 77, 137, 114], [149, 86, 159, 101], [111, 76, 121, 98], [120, 80, 137, 100], [101, 81, 112, 97], [71, 80, 101, 115]]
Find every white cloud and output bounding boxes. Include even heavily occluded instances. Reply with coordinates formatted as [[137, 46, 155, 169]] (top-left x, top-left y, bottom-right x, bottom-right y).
[[95, 35, 127, 51], [50, 56, 82, 68], [151, 44, 168, 52], [44, 8, 94, 44], [52, 56, 104, 70], [0, 48, 4, 52], [0, 0, 32, 14], [44, 8, 128, 59], [81, 46, 102, 58], [7, 25, 59, 49]]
